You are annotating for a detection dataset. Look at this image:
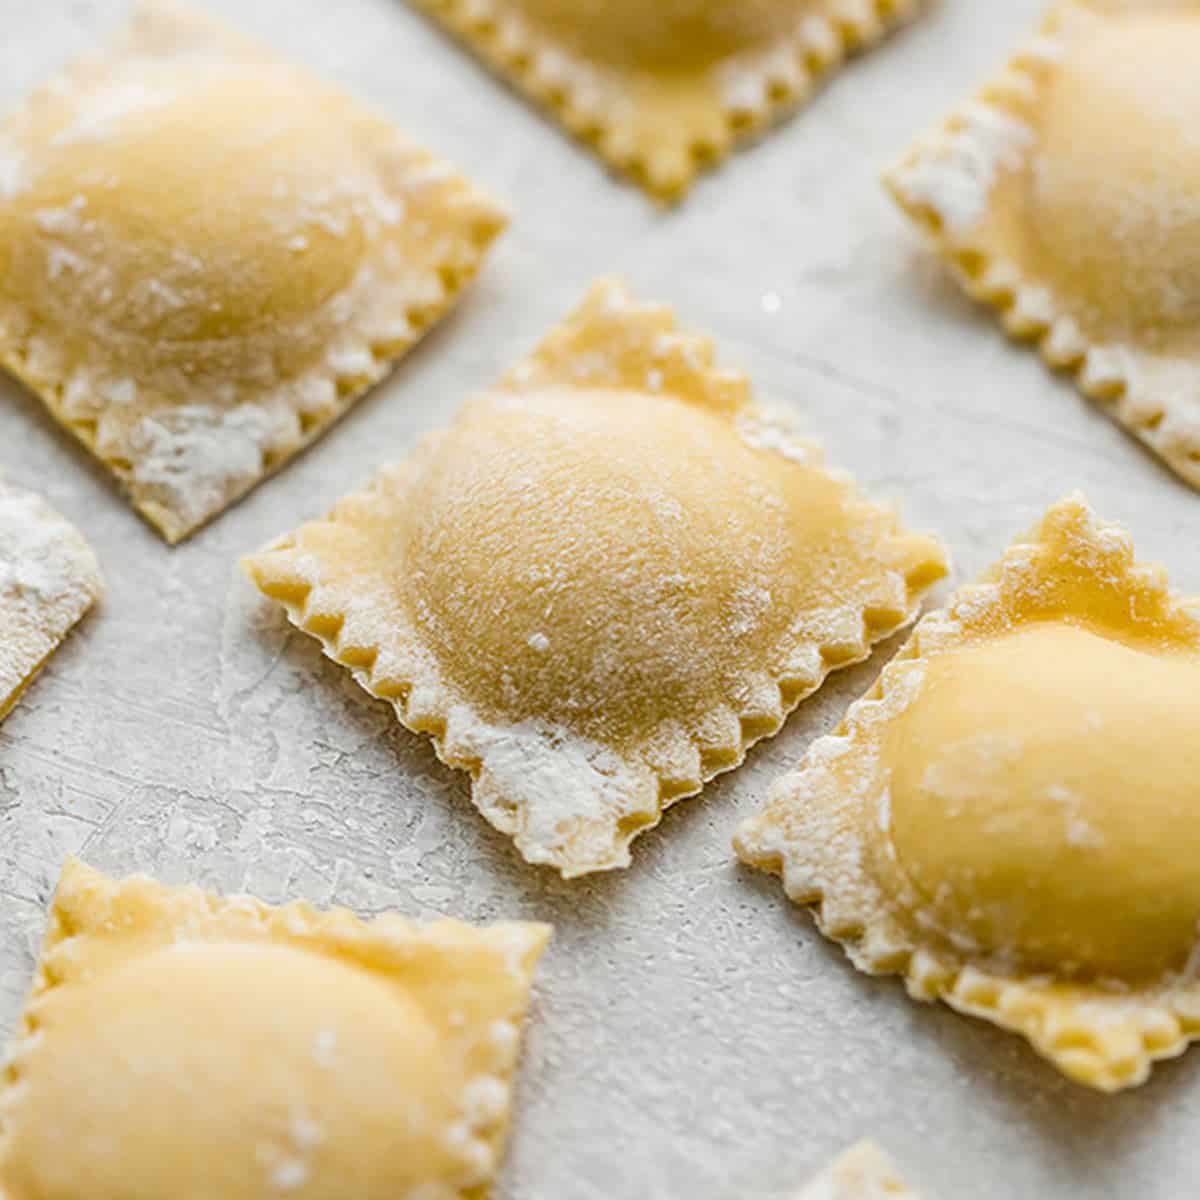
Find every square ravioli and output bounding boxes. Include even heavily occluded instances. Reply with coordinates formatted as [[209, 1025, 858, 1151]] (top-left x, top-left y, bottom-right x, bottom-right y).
[[797, 1142, 920, 1199], [0, 1, 506, 543], [0, 858, 549, 1199], [886, 1, 1200, 489], [243, 280, 948, 877], [411, 0, 927, 200], [736, 494, 1200, 1092], [0, 479, 100, 721]]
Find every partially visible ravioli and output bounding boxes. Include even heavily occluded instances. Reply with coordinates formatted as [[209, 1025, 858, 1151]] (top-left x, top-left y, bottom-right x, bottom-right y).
[[796, 1141, 922, 1199], [0, 478, 101, 721], [243, 280, 947, 877], [410, 0, 927, 199], [737, 494, 1200, 1092], [0, 0, 506, 542], [886, 0, 1200, 489], [0, 858, 549, 1199]]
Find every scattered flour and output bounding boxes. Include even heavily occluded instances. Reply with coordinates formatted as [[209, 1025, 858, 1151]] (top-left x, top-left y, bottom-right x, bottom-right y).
[[891, 102, 1034, 236], [0, 479, 102, 707], [450, 709, 656, 874]]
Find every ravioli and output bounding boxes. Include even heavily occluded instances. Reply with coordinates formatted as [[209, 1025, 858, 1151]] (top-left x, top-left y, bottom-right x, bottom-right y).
[[737, 494, 1200, 1091], [0, 858, 549, 1199], [0, 0, 505, 542], [886, 0, 1200, 489], [0, 478, 101, 721], [243, 280, 947, 877], [411, 0, 927, 199], [797, 1141, 922, 1199]]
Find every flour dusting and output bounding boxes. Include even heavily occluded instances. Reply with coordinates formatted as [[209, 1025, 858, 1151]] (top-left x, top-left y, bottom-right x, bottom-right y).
[[50, 77, 177, 146], [0, 479, 102, 711], [129, 402, 295, 532], [795, 1141, 918, 1200], [452, 710, 657, 875], [890, 102, 1034, 236], [0, 3, 504, 541], [736, 407, 813, 464]]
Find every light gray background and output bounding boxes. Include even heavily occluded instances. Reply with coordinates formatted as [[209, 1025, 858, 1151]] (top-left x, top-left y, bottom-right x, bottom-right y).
[[1, 2, 1196, 1196]]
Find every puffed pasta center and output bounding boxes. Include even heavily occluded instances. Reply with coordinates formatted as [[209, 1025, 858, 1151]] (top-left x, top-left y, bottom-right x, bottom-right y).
[[883, 622, 1200, 979], [0, 61, 374, 364], [404, 386, 854, 746], [3, 941, 463, 1200], [1028, 16, 1200, 338], [506, 0, 804, 67]]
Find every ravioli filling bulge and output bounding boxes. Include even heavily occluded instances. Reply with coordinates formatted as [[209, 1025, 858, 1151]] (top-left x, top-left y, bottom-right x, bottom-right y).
[[401, 385, 890, 746], [1027, 16, 1200, 341], [881, 622, 1200, 980]]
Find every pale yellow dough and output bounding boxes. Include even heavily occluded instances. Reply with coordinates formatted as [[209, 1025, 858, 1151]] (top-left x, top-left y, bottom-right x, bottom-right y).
[[243, 280, 947, 877], [410, 0, 927, 199], [736, 494, 1200, 1092], [0, 858, 549, 1199], [0, 479, 101, 722], [0, 1, 505, 543], [886, 0, 1200, 489], [796, 1141, 921, 1199]]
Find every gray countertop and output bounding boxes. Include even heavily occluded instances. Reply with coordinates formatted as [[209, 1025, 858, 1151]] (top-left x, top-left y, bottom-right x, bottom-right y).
[[1, 2, 1196, 1196]]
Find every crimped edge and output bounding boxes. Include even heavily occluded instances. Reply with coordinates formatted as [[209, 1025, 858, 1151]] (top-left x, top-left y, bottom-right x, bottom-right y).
[[0, 856, 550, 1193], [796, 1140, 921, 1199], [736, 492, 1200, 1092], [410, 0, 928, 200], [243, 278, 948, 877], [883, 0, 1200, 490], [0, 478, 102, 722], [0, 0, 507, 544]]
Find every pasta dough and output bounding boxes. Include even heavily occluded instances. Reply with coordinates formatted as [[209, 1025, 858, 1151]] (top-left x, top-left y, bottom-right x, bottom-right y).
[[737, 494, 1200, 1091], [887, 0, 1200, 489], [411, 0, 927, 199], [0, 858, 549, 1198], [0, 0, 505, 541], [0, 478, 100, 721], [244, 280, 947, 876]]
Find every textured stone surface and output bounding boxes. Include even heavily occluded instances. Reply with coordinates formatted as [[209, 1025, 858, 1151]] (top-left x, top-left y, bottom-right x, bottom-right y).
[[2, 2, 1198, 1197]]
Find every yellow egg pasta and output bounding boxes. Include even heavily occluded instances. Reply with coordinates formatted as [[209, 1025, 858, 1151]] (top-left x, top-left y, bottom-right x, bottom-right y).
[[0, 858, 549, 1199], [0, 478, 100, 722], [887, 1, 1200, 489], [0, 1, 505, 542], [412, 0, 927, 199], [243, 280, 947, 877], [738, 494, 1200, 1092]]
